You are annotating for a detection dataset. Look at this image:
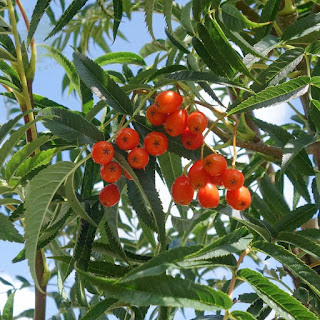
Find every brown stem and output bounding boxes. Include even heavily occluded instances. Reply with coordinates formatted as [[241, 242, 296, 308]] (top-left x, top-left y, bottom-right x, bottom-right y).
[[35, 251, 47, 320], [236, 0, 259, 22]]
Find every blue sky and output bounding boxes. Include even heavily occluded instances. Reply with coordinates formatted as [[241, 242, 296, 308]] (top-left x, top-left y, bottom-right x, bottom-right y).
[[0, 1, 299, 319]]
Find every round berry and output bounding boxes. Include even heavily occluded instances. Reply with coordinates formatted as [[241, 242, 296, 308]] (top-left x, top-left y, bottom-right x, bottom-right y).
[[171, 175, 194, 205], [188, 160, 210, 189], [181, 129, 203, 150], [91, 141, 114, 165], [128, 148, 149, 169], [198, 183, 220, 208], [209, 174, 224, 186], [124, 170, 133, 180], [222, 168, 245, 190], [164, 109, 188, 137], [100, 161, 122, 183], [203, 154, 227, 177], [187, 111, 208, 134], [144, 131, 168, 156], [146, 105, 167, 126], [99, 184, 120, 207], [155, 90, 183, 114], [226, 186, 251, 210], [116, 128, 140, 150]]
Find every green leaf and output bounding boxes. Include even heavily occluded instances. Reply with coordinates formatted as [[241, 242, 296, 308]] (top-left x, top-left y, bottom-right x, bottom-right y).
[[80, 80, 93, 113], [73, 52, 133, 115], [46, 0, 89, 39], [144, 0, 157, 41], [5, 135, 51, 181], [253, 241, 320, 297], [2, 291, 15, 320], [0, 60, 21, 90], [163, 0, 172, 31], [0, 76, 21, 92], [231, 310, 256, 320], [238, 268, 318, 320], [243, 35, 279, 68], [0, 117, 44, 169], [253, 48, 304, 90], [0, 34, 16, 59], [280, 134, 317, 176], [282, 12, 320, 41], [76, 268, 233, 311], [306, 41, 320, 56], [80, 299, 118, 320], [167, 71, 252, 92], [0, 213, 23, 243], [254, 0, 282, 41], [39, 107, 104, 144], [165, 28, 190, 54], [278, 231, 320, 262], [158, 151, 182, 190], [186, 227, 252, 261], [113, 0, 123, 40], [221, 4, 270, 31], [228, 76, 310, 115], [24, 161, 76, 291], [274, 204, 318, 233], [181, 1, 195, 35], [28, 0, 52, 45], [95, 52, 145, 66]]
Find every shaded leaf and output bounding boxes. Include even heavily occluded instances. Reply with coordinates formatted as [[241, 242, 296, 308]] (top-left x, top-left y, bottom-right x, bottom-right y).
[[95, 52, 145, 66], [80, 299, 118, 320], [113, 0, 123, 40], [0, 213, 24, 243], [2, 291, 15, 320]]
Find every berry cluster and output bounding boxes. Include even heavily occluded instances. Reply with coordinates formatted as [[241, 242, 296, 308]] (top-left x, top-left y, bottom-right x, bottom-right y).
[[91, 90, 251, 212], [92, 127, 169, 207]]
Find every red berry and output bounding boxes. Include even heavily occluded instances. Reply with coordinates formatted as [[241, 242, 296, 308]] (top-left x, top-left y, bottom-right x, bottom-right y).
[[91, 141, 114, 165], [164, 109, 188, 137], [144, 131, 168, 156], [222, 168, 245, 190], [188, 160, 210, 189], [187, 111, 208, 134], [226, 186, 251, 210], [99, 184, 120, 207], [100, 161, 122, 183], [127, 148, 149, 169], [124, 170, 133, 180], [203, 154, 227, 177], [116, 128, 140, 150], [181, 129, 203, 150], [155, 90, 183, 114], [209, 174, 224, 186], [198, 183, 220, 208], [171, 175, 194, 205], [146, 105, 167, 126]]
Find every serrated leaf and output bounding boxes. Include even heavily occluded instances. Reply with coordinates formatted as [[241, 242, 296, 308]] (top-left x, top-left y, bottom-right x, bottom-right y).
[[158, 151, 182, 190], [73, 52, 133, 115], [5, 135, 51, 181], [0, 60, 21, 90], [238, 268, 318, 320], [282, 12, 320, 41], [2, 290, 15, 320], [76, 268, 233, 311], [278, 231, 320, 262], [80, 299, 118, 320], [144, 0, 157, 41], [255, 0, 282, 41], [280, 134, 317, 176], [274, 204, 317, 233], [186, 227, 252, 261], [0, 213, 23, 243], [167, 70, 252, 92], [163, 0, 172, 31], [165, 28, 190, 54], [113, 0, 123, 40], [46, 0, 89, 39], [181, 1, 194, 35], [0, 118, 44, 169], [139, 41, 166, 58], [253, 241, 320, 297], [27, 0, 52, 45], [228, 76, 310, 115], [231, 310, 256, 320], [306, 41, 320, 56], [39, 107, 104, 144], [253, 48, 304, 90], [95, 52, 145, 66], [221, 4, 269, 31], [24, 161, 76, 291]]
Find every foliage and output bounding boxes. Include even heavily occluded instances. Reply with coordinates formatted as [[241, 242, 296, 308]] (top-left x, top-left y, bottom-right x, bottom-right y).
[[1, 0, 320, 319]]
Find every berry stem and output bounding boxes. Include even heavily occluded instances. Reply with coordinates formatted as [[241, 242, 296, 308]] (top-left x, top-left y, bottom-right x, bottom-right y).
[[232, 118, 239, 168]]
